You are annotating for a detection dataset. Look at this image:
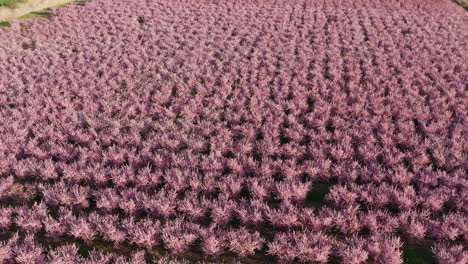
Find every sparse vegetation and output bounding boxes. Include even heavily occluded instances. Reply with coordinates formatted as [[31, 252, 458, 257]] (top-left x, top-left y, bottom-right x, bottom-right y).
[[0, 20, 11, 27], [0, 0, 25, 9]]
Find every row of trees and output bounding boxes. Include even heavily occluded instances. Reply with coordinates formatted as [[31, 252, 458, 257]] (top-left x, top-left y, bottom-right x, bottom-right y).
[[0, 0, 466, 262]]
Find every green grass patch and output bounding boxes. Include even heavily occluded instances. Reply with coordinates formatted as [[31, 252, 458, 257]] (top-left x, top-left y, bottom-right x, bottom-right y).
[[0, 21, 11, 27], [0, 0, 25, 9], [18, 8, 53, 20]]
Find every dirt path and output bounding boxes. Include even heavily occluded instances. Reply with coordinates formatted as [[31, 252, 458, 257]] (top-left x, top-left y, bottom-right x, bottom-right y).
[[0, 0, 73, 21]]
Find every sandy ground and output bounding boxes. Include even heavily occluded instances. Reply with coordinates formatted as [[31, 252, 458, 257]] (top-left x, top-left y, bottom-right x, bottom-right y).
[[455, 0, 468, 8], [0, 0, 73, 21]]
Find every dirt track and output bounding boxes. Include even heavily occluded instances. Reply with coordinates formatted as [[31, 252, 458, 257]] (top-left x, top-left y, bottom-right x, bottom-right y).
[[0, 0, 72, 21]]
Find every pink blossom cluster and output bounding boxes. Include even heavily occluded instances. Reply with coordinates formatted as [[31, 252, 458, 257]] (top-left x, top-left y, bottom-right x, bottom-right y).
[[0, 0, 467, 263], [0, 234, 148, 264]]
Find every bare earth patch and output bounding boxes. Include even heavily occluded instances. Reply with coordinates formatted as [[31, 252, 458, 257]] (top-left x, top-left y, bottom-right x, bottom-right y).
[[0, 0, 72, 21], [451, 0, 468, 10]]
